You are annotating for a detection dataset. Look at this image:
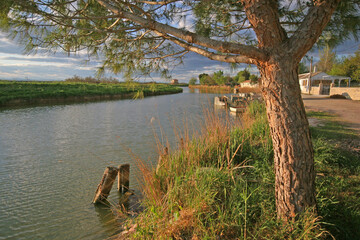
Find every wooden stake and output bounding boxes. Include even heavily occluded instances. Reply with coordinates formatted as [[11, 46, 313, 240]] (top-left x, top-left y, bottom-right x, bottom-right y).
[[118, 164, 130, 193], [93, 167, 118, 204]]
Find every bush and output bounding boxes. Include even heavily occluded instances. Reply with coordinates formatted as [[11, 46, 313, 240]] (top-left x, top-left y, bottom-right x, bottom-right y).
[[64, 75, 119, 83]]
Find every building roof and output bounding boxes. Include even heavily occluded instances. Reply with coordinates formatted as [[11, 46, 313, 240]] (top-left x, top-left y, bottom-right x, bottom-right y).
[[298, 72, 322, 79], [299, 72, 351, 81]]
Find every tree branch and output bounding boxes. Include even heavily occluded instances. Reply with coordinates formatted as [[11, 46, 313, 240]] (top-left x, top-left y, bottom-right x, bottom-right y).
[[241, 0, 287, 48], [287, 0, 341, 61], [134, 0, 180, 5], [96, 0, 268, 62], [153, 30, 255, 64]]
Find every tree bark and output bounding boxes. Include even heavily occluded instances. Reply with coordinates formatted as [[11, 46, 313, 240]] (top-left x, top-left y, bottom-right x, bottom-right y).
[[258, 53, 316, 220]]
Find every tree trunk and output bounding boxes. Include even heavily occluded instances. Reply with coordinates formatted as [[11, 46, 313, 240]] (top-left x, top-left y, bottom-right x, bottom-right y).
[[259, 55, 316, 221]]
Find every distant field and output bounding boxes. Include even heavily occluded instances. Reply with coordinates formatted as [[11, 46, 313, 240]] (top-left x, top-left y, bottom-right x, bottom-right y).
[[0, 81, 182, 106]]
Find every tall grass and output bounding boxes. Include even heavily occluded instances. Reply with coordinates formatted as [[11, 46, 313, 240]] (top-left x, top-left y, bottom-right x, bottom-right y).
[[120, 101, 343, 239]]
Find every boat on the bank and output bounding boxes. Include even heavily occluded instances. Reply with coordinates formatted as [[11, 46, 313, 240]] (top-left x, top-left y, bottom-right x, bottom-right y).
[[214, 96, 229, 106], [229, 106, 246, 113], [214, 92, 261, 113]]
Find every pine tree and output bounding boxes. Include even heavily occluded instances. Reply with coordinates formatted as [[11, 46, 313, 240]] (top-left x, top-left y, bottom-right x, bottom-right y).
[[1, 0, 359, 221], [317, 45, 336, 73]]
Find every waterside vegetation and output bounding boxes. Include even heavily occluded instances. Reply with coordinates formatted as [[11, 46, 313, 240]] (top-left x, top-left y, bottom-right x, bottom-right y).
[[189, 69, 259, 87], [120, 103, 359, 239], [189, 85, 261, 94], [0, 80, 183, 107]]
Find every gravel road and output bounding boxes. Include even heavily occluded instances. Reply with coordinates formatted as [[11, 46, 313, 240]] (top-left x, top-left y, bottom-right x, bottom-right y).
[[302, 94, 360, 134]]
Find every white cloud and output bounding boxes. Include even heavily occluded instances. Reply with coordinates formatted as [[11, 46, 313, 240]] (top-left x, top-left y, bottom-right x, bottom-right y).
[[0, 69, 60, 79]]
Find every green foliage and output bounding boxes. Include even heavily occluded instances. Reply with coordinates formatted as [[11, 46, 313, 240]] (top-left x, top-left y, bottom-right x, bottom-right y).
[[233, 69, 258, 84], [234, 69, 250, 83], [212, 70, 225, 85], [318, 1, 360, 47], [188, 77, 197, 85], [316, 45, 336, 73], [196, 69, 258, 86], [249, 75, 259, 84], [329, 47, 360, 82], [298, 61, 309, 74], [198, 73, 216, 85], [224, 76, 237, 86]]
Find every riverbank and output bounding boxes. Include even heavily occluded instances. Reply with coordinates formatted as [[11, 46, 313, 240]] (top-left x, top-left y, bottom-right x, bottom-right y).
[[189, 84, 233, 93], [0, 81, 183, 107], [189, 84, 261, 94], [120, 102, 359, 239]]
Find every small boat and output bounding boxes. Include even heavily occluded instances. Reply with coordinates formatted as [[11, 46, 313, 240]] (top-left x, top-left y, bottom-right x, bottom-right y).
[[229, 106, 246, 113], [214, 96, 228, 106]]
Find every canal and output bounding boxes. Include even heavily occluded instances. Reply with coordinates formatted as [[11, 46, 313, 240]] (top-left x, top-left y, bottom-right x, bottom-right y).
[[0, 88, 233, 240]]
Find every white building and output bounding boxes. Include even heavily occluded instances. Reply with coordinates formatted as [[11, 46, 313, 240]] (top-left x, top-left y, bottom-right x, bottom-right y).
[[239, 80, 259, 88], [299, 72, 351, 93]]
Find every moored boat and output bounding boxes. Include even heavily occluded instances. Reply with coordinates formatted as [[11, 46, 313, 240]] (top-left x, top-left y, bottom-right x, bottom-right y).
[[214, 96, 229, 106], [229, 106, 246, 113]]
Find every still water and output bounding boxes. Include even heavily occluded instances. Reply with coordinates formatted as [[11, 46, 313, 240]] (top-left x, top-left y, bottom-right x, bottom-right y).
[[0, 88, 235, 240]]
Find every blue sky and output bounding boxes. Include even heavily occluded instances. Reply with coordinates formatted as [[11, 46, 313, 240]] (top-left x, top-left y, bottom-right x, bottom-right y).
[[0, 31, 358, 83]]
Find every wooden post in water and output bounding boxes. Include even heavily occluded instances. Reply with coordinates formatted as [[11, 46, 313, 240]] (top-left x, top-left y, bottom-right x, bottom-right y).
[[118, 164, 130, 193], [93, 167, 118, 204]]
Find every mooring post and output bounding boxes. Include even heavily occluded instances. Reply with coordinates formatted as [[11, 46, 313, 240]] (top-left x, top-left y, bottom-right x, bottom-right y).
[[118, 164, 130, 193], [93, 166, 118, 204]]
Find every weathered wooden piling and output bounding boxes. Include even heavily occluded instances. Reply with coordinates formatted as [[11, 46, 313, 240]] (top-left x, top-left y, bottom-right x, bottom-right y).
[[93, 166, 118, 204], [118, 164, 130, 193]]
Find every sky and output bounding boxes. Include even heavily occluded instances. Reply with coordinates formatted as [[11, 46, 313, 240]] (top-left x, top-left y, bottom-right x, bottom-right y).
[[0, 31, 358, 83]]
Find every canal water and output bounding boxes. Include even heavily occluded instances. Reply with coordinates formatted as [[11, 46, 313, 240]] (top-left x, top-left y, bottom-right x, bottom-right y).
[[0, 88, 236, 240]]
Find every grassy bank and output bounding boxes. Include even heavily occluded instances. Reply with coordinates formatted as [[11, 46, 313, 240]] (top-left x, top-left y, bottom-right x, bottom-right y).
[[0, 81, 182, 107], [120, 103, 359, 239]]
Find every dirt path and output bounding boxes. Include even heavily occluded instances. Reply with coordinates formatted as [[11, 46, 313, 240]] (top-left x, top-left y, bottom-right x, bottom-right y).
[[302, 94, 360, 134]]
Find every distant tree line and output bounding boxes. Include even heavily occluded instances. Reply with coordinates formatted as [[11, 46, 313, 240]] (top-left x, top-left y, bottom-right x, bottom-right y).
[[189, 69, 259, 86], [328, 47, 360, 82]]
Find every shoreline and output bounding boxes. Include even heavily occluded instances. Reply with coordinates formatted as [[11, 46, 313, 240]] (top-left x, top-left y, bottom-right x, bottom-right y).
[[0, 81, 183, 108], [189, 85, 261, 94], [0, 90, 182, 108], [189, 85, 232, 93]]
